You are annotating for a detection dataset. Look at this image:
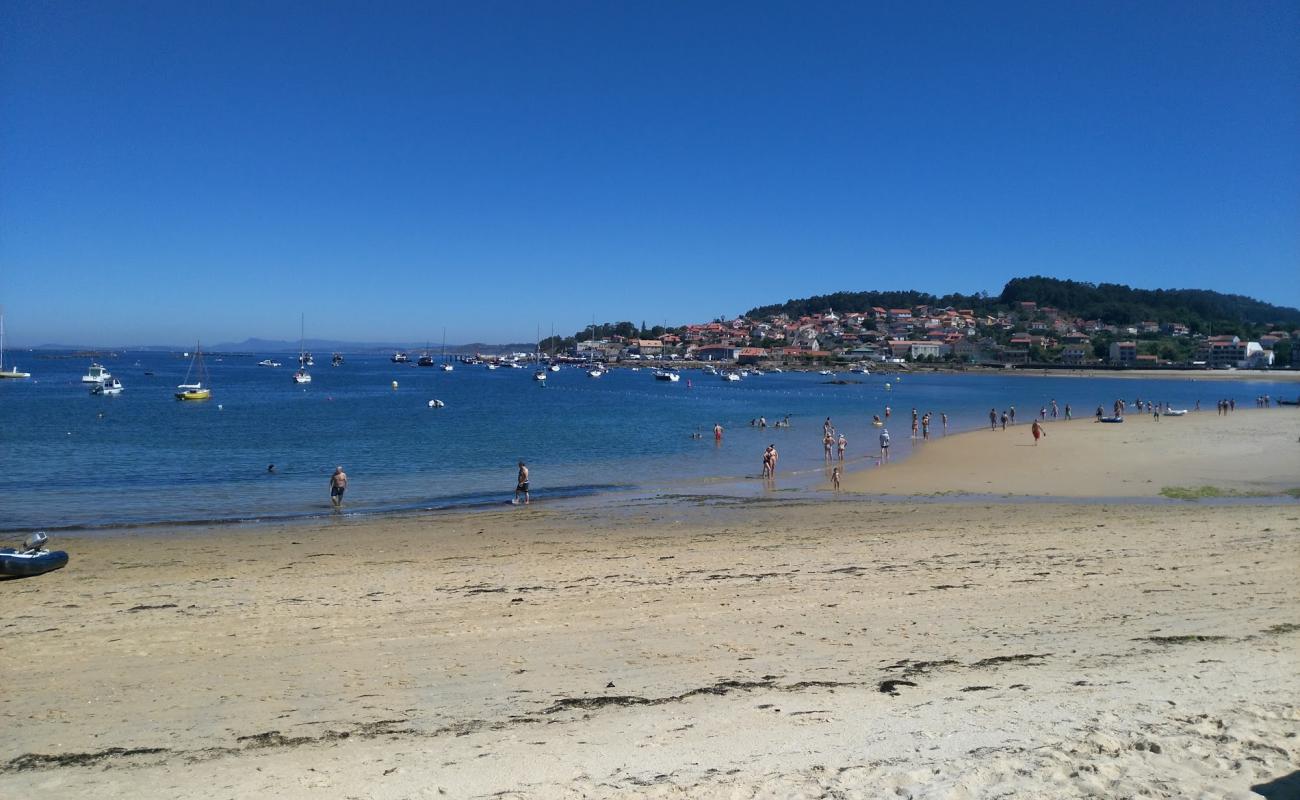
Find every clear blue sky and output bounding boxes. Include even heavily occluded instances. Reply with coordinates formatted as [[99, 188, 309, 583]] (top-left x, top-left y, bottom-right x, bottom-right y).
[[2, 1, 1296, 346]]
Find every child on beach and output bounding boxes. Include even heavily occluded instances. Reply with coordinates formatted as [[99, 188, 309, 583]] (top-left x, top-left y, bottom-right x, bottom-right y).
[[1031, 420, 1045, 445], [830, 466, 840, 490]]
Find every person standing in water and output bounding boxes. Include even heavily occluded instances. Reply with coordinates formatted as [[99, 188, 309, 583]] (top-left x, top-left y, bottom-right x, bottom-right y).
[[714, 423, 723, 441], [879, 428, 891, 461], [514, 461, 531, 505], [329, 466, 348, 508], [837, 433, 847, 460]]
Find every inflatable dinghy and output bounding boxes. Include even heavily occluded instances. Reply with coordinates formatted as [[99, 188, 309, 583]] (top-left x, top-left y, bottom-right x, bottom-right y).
[[1099, 416, 1124, 423], [0, 532, 68, 578]]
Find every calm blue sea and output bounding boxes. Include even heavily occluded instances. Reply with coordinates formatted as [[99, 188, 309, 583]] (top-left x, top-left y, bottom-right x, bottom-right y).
[[0, 352, 1291, 532]]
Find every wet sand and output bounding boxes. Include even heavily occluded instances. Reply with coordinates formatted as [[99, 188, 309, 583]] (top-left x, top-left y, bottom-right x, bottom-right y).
[[843, 407, 1300, 498], [2, 491, 1297, 798]]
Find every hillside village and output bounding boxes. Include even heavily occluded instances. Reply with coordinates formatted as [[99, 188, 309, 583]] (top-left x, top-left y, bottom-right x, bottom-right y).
[[565, 299, 1297, 371]]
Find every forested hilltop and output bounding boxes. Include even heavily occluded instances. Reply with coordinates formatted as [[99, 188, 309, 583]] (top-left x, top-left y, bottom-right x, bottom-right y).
[[747, 277, 1300, 335]]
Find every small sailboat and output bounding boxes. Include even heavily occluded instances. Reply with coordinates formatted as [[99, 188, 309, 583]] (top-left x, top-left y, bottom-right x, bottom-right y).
[[175, 343, 212, 400], [293, 315, 312, 384], [439, 329, 454, 370], [533, 369, 547, 381], [0, 310, 30, 379], [587, 366, 605, 378]]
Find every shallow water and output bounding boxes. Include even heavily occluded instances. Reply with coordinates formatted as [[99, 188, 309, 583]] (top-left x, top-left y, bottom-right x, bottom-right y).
[[0, 352, 1289, 532]]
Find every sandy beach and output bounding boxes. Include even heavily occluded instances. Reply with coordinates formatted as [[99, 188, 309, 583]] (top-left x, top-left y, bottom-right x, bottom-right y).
[[3, 455, 1299, 799], [844, 407, 1300, 498]]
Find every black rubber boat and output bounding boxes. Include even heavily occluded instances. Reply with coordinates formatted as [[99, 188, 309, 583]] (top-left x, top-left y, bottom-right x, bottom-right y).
[[0, 532, 69, 578]]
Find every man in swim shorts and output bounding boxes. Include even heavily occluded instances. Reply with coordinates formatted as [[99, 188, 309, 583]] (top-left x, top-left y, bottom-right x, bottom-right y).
[[329, 466, 347, 508], [515, 461, 530, 505]]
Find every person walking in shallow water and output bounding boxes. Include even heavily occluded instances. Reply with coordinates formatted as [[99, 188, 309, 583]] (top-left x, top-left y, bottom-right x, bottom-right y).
[[514, 461, 530, 505], [329, 466, 348, 508]]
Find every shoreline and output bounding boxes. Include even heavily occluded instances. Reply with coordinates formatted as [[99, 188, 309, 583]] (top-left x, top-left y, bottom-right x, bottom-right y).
[[843, 405, 1300, 497]]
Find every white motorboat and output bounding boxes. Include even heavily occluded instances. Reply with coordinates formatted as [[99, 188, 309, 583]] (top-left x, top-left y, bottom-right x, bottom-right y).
[[91, 377, 123, 395], [0, 312, 30, 379], [82, 363, 112, 383], [770, 367, 784, 373], [818, 370, 835, 376], [293, 369, 312, 384], [392, 352, 410, 363], [548, 364, 561, 372], [722, 372, 741, 382], [702, 366, 718, 375], [258, 359, 281, 367], [533, 370, 547, 381], [653, 370, 680, 382], [587, 368, 605, 378], [439, 362, 454, 371], [486, 363, 500, 370], [750, 369, 764, 376]]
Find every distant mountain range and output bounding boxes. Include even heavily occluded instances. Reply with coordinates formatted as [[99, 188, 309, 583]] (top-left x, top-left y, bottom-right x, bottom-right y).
[[26, 338, 538, 354]]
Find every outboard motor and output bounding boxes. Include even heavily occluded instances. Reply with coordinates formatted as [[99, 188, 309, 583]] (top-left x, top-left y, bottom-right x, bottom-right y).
[[23, 531, 49, 553]]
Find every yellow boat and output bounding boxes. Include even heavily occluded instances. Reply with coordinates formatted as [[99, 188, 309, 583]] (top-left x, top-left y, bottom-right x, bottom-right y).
[[175, 341, 212, 401]]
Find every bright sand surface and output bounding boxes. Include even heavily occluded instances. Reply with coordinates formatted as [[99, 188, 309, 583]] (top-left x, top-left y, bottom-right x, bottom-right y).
[[2, 485, 1298, 797], [843, 407, 1300, 498]]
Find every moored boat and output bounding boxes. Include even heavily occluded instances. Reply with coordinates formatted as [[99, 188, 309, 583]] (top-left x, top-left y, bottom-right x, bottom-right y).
[[91, 377, 124, 395], [392, 352, 409, 363], [82, 363, 112, 383], [653, 369, 680, 382], [175, 342, 212, 400], [0, 312, 31, 378]]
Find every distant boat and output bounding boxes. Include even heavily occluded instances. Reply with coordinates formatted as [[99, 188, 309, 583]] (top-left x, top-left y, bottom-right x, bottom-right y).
[[587, 367, 604, 378], [533, 369, 547, 381], [818, 369, 834, 376], [331, 353, 344, 367], [0, 311, 31, 379], [485, 362, 499, 370], [548, 363, 560, 372], [293, 315, 312, 384], [175, 343, 212, 400], [258, 359, 281, 367], [82, 363, 112, 384], [392, 352, 409, 363], [91, 377, 124, 396], [653, 369, 680, 382], [722, 372, 741, 382], [418, 352, 435, 367], [439, 329, 454, 370], [702, 365, 718, 375]]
